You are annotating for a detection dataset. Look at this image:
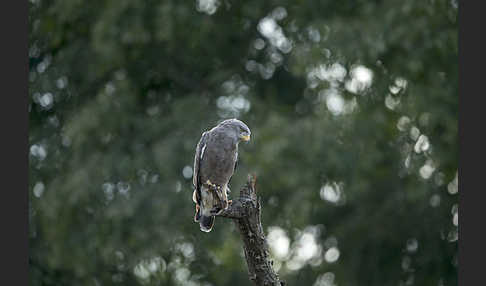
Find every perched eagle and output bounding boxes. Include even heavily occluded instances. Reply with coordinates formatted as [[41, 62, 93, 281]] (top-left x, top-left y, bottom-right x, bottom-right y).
[[192, 119, 251, 232]]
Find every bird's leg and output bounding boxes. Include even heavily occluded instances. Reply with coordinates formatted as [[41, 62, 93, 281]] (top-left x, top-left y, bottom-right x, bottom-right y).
[[212, 185, 225, 210], [206, 181, 221, 200], [205, 180, 223, 214], [210, 192, 224, 215], [220, 185, 230, 210], [209, 183, 224, 204]]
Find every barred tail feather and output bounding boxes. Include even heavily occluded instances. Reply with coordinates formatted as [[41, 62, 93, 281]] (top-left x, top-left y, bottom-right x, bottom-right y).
[[199, 215, 215, 232]]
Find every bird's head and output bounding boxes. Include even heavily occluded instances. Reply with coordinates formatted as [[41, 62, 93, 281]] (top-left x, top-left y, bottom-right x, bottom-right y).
[[218, 118, 251, 143]]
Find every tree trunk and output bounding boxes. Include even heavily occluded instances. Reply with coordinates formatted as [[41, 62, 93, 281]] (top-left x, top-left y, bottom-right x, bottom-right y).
[[218, 175, 284, 286]]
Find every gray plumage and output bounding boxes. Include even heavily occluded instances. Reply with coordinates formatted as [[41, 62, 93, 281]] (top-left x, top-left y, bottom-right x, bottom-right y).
[[192, 119, 251, 232]]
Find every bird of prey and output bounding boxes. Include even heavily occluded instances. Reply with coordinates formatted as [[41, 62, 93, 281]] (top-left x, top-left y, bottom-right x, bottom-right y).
[[192, 119, 251, 232]]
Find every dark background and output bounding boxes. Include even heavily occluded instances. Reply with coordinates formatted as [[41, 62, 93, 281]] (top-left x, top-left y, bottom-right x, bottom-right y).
[[28, 0, 458, 285]]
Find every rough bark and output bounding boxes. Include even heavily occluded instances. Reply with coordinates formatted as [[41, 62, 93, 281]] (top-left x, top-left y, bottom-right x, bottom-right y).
[[217, 175, 285, 286]]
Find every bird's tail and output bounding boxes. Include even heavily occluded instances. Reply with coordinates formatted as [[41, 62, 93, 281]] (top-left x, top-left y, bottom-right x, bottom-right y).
[[199, 215, 215, 232]]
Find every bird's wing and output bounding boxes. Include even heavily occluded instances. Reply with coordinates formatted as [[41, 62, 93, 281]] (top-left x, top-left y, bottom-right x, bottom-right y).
[[228, 151, 238, 188], [193, 131, 209, 205]]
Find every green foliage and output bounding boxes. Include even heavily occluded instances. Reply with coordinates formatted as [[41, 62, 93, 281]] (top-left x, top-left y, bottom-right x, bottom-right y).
[[29, 0, 458, 285]]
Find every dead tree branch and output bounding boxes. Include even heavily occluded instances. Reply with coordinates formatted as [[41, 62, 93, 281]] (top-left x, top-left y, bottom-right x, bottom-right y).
[[217, 175, 284, 286]]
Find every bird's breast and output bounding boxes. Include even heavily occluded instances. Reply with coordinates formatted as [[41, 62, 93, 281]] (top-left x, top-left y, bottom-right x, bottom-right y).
[[200, 143, 237, 186]]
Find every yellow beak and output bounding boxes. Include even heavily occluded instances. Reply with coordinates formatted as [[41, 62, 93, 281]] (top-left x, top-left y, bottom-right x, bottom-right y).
[[241, 134, 251, 141]]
